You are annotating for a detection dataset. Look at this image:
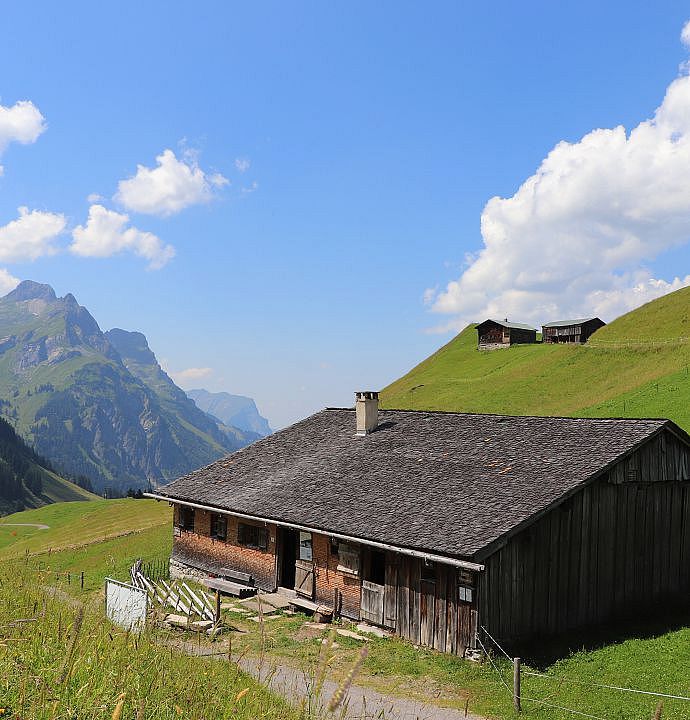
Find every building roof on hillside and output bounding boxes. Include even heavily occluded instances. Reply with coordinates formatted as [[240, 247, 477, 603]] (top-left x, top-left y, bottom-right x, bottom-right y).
[[542, 317, 602, 328], [476, 319, 537, 331], [154, 409, 684, 560]]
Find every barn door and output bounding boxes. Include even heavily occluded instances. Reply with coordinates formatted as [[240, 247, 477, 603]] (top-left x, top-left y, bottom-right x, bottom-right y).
[[360, 548, 388, 625], [294, 532, 315, 598], [361, 580, 385, 624], [383, 551, 398, 629]]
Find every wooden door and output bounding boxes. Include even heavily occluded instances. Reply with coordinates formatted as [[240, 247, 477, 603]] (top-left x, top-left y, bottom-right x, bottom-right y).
[[383, 552, 398, 629], [294, 559, 315, 598], [361, 579, 385, 624]]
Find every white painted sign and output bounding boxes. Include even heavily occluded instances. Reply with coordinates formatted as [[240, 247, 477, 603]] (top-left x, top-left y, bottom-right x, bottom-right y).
[[105, 578, 148, 632]]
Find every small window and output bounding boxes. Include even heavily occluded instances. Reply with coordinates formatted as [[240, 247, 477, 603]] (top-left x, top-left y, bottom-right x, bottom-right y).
[[238, 523, 268, 551], [330, 538, 339, 556], [211, 513, 227, 541], [421, 560, 436, 583], [178, 506, 195, 532], [337, 542, 360, 575], [458, 585, 473, 604], [299, 531, 313, 561]]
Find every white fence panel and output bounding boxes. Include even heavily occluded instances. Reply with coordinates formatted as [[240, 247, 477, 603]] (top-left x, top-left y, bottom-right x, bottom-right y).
[[105, 577, 148, 632]]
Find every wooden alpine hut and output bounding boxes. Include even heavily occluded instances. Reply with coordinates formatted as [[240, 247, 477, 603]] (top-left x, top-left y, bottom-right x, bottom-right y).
[[475, 319, 537, 350], [148, 391, 690, 654], [542, 317, 605, 344]]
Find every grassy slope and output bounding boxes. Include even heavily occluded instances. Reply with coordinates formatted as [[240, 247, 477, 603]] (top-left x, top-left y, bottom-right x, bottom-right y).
[[382, 286, 690, 431], [0, 498, 170, 556], [5, 500, 689, 719], [0, 563, 293, 719]]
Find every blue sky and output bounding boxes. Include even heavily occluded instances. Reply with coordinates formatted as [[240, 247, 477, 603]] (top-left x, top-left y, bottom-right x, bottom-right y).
[[1, 2, 690, 427]]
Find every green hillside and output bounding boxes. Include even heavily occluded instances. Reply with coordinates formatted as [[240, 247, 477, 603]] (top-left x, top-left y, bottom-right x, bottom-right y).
[[381, 286, 690, 431], [0, 414, 97, 516]]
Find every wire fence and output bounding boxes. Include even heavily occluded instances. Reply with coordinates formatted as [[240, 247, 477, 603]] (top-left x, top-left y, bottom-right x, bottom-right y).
[[477, 625, 690, 718]]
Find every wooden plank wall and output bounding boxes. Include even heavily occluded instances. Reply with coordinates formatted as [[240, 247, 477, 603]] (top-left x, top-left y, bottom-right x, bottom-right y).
[[479, 429, 690, 644], [392, 555, 477, 656]]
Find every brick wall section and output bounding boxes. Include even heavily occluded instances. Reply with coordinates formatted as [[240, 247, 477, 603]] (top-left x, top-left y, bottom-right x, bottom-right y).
[[313, 533, 362, 619], [170, 505, 362, 617], [171, 505, 278, 591]]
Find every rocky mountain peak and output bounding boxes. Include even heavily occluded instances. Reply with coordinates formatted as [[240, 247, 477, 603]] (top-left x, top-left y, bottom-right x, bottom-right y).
[[105, 329, 156, 365], [6, 280, 57, 303]]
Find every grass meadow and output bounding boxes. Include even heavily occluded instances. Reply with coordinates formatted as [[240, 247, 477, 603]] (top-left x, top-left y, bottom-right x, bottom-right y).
[[0, 559, 296, 720]]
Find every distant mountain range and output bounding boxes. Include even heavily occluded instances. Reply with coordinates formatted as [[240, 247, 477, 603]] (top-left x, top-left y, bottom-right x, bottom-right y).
[[187, 389, 271, 437], [0, 281, 259, 493]]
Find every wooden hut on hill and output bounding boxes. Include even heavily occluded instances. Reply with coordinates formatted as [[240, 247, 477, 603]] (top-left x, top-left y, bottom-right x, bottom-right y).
[[148, 392, 690, 654], [475, 319, 537, 350], [542, 317, 605, 344]]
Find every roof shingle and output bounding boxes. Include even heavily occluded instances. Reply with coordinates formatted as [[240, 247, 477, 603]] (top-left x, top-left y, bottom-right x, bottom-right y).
[[157, 410, 674, 559]]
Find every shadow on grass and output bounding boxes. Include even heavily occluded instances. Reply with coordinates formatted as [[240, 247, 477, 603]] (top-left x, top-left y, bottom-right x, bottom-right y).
[[512, 602, 690, 668]]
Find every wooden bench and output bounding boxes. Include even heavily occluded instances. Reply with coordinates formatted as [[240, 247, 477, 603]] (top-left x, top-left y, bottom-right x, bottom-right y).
[[219, 568, 254, 586], [202, 577, 256, 599]]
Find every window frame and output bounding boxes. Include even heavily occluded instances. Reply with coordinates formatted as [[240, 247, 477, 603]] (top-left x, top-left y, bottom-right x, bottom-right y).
[[336, 541, 360, 576], [237, 522, 268, 551], [177, 506, 195, 533], [210, 513, 227, 541], [458, 584, 474, 604]]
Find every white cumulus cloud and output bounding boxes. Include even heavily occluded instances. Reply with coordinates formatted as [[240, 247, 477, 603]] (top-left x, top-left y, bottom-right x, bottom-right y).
[[0, 207, 66, 262], [0, 100, 46, 174], [0, 268, 20, 295], [682, 20, 690, 49], [428, 26, 690, 331], [168, 367, 213, 386], [71, 204, 175, 269], [115, 149, 229, 216], [235, 157, 250, 173]]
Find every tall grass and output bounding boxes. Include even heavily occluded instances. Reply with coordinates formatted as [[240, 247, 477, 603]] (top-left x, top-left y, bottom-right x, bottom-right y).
[[0, 560, 294, 719]]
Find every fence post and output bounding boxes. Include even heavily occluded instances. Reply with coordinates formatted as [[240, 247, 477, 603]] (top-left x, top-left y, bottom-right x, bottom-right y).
[[80, 572, 84, 590], [513, 657, 521, 712], [215, 589, 221, 624]]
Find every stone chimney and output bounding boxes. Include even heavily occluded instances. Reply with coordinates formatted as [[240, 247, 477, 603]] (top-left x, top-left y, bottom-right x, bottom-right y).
[[355, 391, 379, 436]]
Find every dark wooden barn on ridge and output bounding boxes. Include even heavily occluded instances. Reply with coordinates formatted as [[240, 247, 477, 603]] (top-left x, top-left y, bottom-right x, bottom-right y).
[[542, 317, 605, 344], [476, 319, 537, 350], [148, 392, 690, 655]]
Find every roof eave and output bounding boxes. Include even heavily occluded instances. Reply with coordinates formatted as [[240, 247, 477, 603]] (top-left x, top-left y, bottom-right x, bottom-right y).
[[145, 492, 485, 572]]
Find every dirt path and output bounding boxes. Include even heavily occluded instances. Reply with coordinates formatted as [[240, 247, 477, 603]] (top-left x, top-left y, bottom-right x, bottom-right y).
[[0, 522, 50, 530], [171, 639, 486, 720]]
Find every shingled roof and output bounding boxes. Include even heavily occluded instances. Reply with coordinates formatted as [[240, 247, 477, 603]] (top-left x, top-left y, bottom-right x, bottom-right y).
[[476, 319, 537, 331], [155, 410, 681, 559]]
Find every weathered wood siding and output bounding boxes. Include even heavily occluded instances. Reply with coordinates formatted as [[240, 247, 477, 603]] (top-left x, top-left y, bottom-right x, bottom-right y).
[[477, 321, 536, 349], [479, 429, 690, 644], [542, 318, 605, 344], [391, 556, 477, 656]]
